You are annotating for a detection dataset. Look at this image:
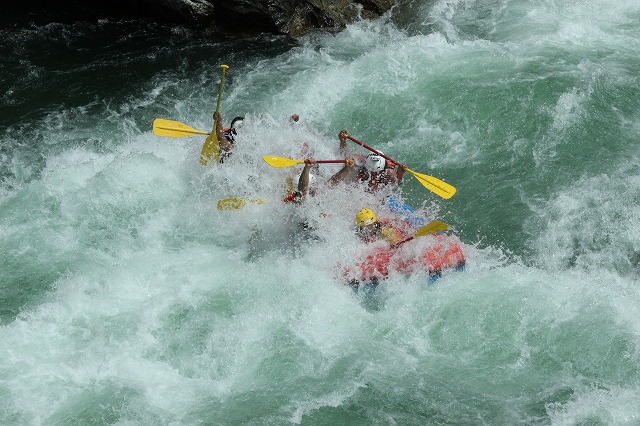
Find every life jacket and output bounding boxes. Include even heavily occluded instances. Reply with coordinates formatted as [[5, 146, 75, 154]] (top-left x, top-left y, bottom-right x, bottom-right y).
[[357, 169, 393, 192], [222, 127, 236, 144], [357, 219, 406, 244], [217, 128, 236, 163], [379, 225, 403, 245], [378, 220, 406, 245]]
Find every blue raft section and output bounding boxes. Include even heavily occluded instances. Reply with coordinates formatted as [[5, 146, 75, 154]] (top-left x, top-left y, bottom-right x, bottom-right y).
[[386, 196, 427, 227]]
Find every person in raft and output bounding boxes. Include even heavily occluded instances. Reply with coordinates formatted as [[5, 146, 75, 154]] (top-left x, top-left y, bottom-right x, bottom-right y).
[[355, 208, 408, 245], [283, 157, 356, 204], [213, 111, 244, 163], [338, 130, 407, 192]]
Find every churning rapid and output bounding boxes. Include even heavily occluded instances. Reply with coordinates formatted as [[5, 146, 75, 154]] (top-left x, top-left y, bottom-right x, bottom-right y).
[[2, 0, 640, 424]]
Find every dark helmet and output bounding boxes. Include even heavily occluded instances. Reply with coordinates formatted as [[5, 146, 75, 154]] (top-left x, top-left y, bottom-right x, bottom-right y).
[[230, 116, 245, 131]]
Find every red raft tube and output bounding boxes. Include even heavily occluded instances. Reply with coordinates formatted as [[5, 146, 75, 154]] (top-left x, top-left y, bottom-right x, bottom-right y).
[[341, 233, 466, 288]]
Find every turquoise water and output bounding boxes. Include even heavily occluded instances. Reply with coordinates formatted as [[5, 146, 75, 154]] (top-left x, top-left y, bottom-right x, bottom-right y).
[[2, 0, 640, 424]]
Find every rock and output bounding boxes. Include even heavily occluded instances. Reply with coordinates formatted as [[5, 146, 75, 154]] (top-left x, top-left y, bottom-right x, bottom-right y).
[[129, 0, 396, 35]]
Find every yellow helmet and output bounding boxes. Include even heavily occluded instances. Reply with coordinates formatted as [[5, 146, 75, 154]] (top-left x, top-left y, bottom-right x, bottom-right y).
[[356, 208, 377, 227]]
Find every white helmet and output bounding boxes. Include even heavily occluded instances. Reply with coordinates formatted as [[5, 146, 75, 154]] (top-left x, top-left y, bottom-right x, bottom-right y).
[[365, 153, 386, 172], [293, 173, 316, 190]]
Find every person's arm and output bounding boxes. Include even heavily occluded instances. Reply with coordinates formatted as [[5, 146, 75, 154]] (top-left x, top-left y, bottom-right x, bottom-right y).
[[327, 157, 355, 187], [298, 158, 316, 196], [338, 130, 348, 156], [395, 164, 407, 184], [214, 112, 232, 151]]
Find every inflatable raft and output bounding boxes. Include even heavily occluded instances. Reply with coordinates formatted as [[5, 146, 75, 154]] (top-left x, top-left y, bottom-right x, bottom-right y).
[[386, 195, 427, 227], [342, 233, 466, 287]]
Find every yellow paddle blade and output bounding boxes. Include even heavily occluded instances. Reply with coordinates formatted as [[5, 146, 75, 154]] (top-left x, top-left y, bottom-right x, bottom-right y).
[[153, 118, 209, 138], [415, 220, 449, 237], [406, 168, 457, 199], [217, 198, 267, 210], [261, 156, 305, 168], [200, 131, 220, 166]]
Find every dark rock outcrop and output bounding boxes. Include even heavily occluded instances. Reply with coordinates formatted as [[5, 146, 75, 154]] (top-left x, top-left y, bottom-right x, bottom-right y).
[[129, 0, 396, 35]]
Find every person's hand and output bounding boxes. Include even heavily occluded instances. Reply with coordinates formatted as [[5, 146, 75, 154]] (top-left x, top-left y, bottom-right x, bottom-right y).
[[339, 130, 348, 142], [345, 156, 355, 168], [213, 111, 220, 120], [304, 158, 317, 166]]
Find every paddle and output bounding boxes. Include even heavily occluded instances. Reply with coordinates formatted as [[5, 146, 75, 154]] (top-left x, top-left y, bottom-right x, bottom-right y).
[[217, 197, 267, 210], [392, 220, 449, 248], [200, 64, 229, 166], [152, 119, 209, 138], [262, 156, 347, 168], [345, 133, 457, 199]]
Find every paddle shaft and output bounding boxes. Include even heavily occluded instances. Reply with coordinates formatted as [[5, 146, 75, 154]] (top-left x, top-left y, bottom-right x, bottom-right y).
[[393, 235, 416, 248], [310, 160, 347, 164], [213, 65, 229, 132], [262, 155, 348, 168], [215, 66, 228, 113], [346, 135, 397, 166], [391, 221, 449, 248]]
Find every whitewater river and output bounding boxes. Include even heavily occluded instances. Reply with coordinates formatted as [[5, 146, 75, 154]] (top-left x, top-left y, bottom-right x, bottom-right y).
[[2, 0, 640, 424]]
